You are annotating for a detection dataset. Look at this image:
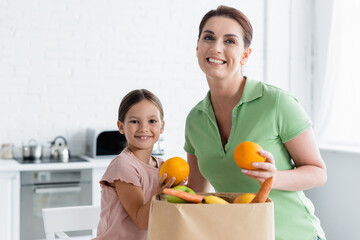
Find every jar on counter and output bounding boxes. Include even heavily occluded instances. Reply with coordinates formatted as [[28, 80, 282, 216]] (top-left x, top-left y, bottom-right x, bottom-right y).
[[1, 143, 14, 159]]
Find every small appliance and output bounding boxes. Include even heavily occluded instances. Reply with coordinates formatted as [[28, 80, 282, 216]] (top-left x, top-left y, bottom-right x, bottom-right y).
[[86, 128, 127, 158]]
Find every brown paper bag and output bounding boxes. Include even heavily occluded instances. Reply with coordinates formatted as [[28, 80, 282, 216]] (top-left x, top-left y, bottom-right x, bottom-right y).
[[148, 192, 274, 240]]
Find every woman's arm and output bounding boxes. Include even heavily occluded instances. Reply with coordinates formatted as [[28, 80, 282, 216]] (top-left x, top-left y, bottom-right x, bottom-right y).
[[242, 127, 327, 191], [113, 174, 175, 230], [187, 153, 212, 192]]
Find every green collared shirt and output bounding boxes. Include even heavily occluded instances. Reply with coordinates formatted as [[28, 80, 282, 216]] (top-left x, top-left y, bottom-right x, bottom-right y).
[[184, 78, 325, 240]]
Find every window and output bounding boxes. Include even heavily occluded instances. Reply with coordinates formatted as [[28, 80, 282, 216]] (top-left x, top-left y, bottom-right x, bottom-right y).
[[313, 0, 360, 149]]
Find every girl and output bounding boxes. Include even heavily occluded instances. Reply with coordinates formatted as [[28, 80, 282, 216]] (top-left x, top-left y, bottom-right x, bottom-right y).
[[95, 89, 175, 240]]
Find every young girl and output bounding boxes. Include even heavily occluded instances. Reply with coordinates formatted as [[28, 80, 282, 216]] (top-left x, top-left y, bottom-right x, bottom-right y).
[[95, 89, 175, 240]]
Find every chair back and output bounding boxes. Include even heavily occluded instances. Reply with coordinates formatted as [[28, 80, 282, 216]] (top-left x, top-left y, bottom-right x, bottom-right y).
[[42, 205, 100, 240]]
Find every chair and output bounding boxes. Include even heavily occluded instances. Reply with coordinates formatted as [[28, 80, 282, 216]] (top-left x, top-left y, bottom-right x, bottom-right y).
[[42, 205, 100, 240]]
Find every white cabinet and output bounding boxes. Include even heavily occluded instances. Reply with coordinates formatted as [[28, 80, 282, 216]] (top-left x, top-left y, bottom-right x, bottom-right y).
[[0, 171, 20, 240], [0, 158, 110, 239], [92, 167, 107, 206]]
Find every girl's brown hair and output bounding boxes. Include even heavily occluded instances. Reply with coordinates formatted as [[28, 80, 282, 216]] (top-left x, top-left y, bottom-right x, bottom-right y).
[[118, 89, 164, 122], [198, 5, 253, 48]]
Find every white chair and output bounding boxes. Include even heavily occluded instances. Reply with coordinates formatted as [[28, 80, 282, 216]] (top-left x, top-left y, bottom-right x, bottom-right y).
[[42, 205, 100, 240]]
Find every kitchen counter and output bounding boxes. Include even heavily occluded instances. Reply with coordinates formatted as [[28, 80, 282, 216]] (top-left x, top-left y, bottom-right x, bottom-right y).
[[0, 156, 112, 172], [0, 155, 114, 240], [0, 153, 174, 172], [0, 152, 177, 240]]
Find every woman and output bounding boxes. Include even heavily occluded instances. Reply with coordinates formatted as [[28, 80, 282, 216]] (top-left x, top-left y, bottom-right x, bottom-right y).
[[184, 5, 327, 240]]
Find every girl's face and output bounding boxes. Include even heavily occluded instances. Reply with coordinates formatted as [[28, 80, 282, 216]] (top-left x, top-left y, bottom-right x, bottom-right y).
[[196, 16, 251, 81], [117, 99, 164, 153]]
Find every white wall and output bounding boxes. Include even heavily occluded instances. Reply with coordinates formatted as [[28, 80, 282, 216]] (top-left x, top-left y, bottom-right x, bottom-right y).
[[0, 0, 266, 158], [306, 149, 359, 239], [0, 0, 314, 158], [265, 0, 313, 115], [312, 0, 333, 116], [305, 1, 360, 239], [3, 0, 353, 238]]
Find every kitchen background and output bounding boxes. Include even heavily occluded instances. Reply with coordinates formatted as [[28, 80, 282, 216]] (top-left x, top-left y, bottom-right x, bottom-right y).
[[0, 0, 320, 157], [1, 0, 358, 239]]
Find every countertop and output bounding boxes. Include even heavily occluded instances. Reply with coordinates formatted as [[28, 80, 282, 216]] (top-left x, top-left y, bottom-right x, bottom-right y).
[[0, 155, 113, 172], [0, 154, 171, 172]]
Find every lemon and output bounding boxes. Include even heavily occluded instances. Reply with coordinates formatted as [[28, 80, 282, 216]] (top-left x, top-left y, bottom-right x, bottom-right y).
[[233, 193, 256, 203]]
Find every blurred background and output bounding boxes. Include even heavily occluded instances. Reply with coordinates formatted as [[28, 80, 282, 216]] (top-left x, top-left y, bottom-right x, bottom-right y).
[[1, 0, 359, 239]]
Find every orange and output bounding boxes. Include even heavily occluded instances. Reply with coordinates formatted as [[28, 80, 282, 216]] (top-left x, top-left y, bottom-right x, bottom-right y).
[[159, 157, 189, 185], [233, 193, 256, 203], [233, 141, 265, 170]]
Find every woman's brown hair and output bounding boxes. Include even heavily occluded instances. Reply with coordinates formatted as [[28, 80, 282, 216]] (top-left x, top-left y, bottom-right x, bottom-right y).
[[198, 5, 253, 48], [118, 89, 164, 122]]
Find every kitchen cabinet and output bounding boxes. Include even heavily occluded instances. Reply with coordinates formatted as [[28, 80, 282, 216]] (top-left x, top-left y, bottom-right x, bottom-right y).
[[0, 171, 20, 240], [0, 157, 111, 240]]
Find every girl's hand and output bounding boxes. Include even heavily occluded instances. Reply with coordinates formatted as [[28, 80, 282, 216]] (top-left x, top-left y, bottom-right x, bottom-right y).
[[156, 161, 186, 195], [156, 173, 176, 195], [241, 150, 277, 185]]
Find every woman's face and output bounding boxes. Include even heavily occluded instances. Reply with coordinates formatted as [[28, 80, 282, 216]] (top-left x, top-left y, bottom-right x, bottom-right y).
[[196, 16, 251, 81]]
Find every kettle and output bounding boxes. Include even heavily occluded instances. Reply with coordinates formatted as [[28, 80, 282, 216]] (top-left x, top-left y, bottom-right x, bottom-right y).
[[49, 136, 70, 162]]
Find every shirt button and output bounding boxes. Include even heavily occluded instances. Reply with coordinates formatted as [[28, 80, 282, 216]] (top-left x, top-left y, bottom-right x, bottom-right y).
[[232, 114, 236, 118]]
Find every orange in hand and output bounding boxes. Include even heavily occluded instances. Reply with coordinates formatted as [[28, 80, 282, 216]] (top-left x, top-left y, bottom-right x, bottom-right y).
[[159, 157, 189, 185], [233, 141, 265, 170]]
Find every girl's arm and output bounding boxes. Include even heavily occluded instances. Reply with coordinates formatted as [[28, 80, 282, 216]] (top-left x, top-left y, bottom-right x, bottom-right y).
[[187, 153, 212, 192], [242, 127, 327, 191], [113, 173, 175, 230]]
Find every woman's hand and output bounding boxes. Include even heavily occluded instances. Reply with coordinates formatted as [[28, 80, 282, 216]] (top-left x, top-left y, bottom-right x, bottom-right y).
[[241, 150, 277, 185]]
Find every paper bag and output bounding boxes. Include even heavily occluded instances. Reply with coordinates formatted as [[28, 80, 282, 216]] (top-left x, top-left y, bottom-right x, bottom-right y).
[[148, 192, 274, 240]]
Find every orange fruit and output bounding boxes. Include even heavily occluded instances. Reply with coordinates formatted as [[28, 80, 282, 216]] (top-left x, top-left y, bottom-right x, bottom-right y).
[[159, 157, 189, 185], [233, 141, 265, 169], [233, 193, 256, 203]]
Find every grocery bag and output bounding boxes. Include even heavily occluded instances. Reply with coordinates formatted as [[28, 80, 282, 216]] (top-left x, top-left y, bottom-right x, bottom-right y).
[[148, 192, 274, 240]]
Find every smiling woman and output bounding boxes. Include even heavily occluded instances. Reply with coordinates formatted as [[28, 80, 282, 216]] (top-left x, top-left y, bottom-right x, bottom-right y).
[[196, 16, 251, 86], [185, 5, 327, 240]]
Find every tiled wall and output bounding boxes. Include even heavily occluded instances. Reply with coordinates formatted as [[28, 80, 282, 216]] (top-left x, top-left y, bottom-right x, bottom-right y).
[[0, 0, 264, 157]]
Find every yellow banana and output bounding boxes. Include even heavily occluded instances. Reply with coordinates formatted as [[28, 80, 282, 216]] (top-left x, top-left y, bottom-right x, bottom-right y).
[[203, 195, 229, 204]]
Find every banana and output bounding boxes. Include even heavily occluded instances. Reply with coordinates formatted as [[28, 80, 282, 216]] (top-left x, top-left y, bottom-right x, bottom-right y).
[[203, 195, 229, 204]]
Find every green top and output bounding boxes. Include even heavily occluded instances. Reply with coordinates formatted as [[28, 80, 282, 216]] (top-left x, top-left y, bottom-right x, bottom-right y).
[[184, 78, 325, 240]]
